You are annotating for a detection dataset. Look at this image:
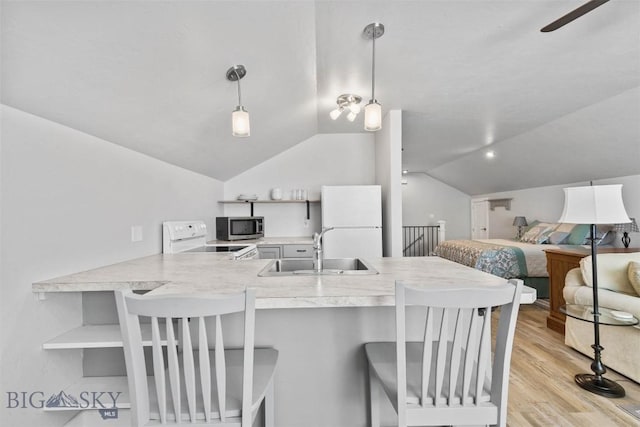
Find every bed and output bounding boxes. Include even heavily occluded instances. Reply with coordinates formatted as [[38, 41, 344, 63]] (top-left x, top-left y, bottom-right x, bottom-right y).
[[434, 221, 616, 298]]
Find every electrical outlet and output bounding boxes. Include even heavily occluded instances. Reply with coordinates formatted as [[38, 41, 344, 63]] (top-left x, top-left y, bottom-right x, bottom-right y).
[[131, 225, 143, 242], [303, 219, 310, 228]]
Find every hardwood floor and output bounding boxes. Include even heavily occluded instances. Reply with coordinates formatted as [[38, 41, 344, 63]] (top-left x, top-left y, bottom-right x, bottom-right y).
[[504, 304, 640, 426]]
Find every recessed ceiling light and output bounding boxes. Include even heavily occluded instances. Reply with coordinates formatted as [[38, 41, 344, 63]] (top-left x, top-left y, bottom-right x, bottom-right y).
[[485, 150, 495, 159], [402, 170, 408, 174]]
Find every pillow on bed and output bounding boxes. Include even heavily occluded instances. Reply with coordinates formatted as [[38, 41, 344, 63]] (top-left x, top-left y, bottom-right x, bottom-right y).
[[555, 223, 576, 234], [567, 224, 591, 245], [595, 226, 615, 246], [522, 220, 540, 234], [538, 224, 560, 243], [546, 223, 576, 244], [520, 225, 544, 243], [569, 225, 614, 245], [547, 231, 570, 244], [521, 223, 555, 244]]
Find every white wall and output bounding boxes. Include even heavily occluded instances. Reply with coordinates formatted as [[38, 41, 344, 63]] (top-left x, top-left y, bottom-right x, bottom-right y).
[[476, 175, 640, 244], [224, 133, 375, 236], [402, 172, 471, 240], [0, 105, 223, 426], [375, 110, 403, 257]]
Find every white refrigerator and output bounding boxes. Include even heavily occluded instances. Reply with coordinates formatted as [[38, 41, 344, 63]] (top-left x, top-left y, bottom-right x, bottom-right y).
[[321, 185, 383, 259]]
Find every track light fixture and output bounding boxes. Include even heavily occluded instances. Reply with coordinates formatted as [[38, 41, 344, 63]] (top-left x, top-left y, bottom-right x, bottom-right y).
[[329, 94, 362, 122], [363, 22, 384, 131], [226, 65, 250, 137]]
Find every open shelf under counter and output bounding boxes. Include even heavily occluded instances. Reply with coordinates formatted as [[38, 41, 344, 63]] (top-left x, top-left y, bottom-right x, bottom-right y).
[[43, 323, 172, 350]]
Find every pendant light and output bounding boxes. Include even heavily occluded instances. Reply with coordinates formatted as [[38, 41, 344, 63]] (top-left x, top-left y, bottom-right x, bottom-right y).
[[226, 65, 250, 137], [363, 23, 384, 132]]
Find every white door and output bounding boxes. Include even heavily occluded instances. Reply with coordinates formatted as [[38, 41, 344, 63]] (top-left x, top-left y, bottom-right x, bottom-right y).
[[471, 200, 489, 239]]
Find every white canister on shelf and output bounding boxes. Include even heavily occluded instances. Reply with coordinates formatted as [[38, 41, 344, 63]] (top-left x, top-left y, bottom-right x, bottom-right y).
[[271, 188, 282, 200]]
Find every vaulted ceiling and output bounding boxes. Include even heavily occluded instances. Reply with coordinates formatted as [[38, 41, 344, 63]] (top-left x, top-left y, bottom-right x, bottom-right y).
[[2, 0, 639, 195]]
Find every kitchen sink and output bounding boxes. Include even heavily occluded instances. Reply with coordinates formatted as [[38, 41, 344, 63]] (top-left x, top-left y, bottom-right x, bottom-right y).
[[258, 257, 379, 277]]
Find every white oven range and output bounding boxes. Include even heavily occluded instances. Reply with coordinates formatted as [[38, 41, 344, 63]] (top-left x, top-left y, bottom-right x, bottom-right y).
[[162, 220, 258, 260]]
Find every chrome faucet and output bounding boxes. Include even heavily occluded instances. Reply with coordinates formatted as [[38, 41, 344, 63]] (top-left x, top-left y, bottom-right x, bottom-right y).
[[313, 227, 334, 272]]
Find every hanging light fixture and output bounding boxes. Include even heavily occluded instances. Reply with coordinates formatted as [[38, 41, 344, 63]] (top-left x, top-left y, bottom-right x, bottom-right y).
[[226, 65, 250, 137], [363, 22, 384, 131], [329, 94, 362, 122]]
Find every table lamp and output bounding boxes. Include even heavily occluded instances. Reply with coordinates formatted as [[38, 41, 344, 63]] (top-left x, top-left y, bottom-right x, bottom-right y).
[[513, 216, 528, 239], [559, 184, 630, 397], [612, 218, 639, 248]]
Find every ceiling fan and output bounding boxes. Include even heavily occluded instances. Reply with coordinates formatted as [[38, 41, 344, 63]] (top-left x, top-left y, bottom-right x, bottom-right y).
[[541, 0, 610, 32]]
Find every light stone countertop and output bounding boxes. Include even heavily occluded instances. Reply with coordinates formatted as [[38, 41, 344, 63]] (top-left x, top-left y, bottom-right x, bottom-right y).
[[32, 255, 536, 309]]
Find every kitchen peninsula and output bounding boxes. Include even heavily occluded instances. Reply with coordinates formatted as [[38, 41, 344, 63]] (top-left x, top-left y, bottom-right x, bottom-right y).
[[33, 255, 535, 427], [34, 254, 535, 304]]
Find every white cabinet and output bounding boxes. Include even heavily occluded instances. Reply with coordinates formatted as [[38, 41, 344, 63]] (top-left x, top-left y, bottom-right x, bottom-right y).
[[282, 244, 313, 258], [257, 245, 282, 259]]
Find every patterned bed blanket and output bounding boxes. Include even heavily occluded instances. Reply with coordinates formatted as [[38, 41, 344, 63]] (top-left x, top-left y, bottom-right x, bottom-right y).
[[435, 240, 528, 279]]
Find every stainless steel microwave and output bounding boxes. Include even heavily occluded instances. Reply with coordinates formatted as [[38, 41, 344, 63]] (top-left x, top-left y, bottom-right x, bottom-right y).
[[216, 216, 264, 241]]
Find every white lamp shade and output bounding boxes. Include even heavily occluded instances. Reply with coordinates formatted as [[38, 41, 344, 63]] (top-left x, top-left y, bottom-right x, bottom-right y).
[[364, 101, 382, 131], [559, 184, 630, 225], [232, 108, 250, 137]]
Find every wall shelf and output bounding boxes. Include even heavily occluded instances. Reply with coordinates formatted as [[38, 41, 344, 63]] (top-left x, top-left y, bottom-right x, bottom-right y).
[[219, 199, 320, 219], [488, 198, 513, 211], [220, 200, 320, 204]]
